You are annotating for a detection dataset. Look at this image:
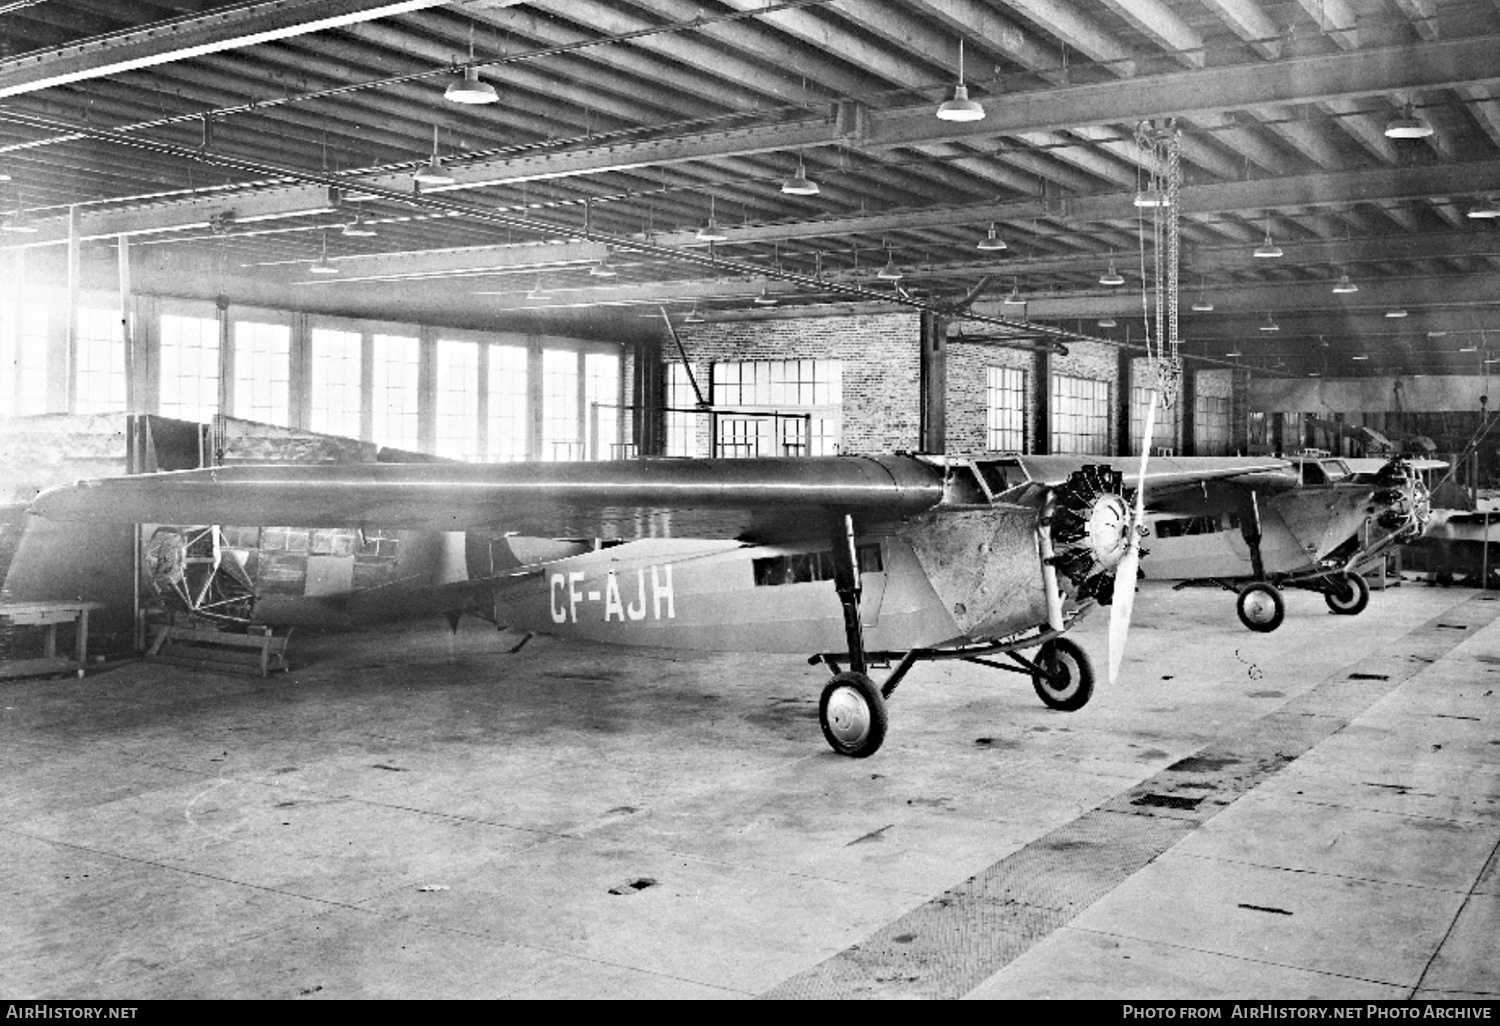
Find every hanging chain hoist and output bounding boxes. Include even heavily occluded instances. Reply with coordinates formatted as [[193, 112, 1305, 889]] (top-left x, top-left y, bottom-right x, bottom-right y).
[[1135, 119, 1182, 410]]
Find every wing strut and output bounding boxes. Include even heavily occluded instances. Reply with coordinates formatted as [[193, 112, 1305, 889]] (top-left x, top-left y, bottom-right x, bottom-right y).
[[830, 513, 867, 675]]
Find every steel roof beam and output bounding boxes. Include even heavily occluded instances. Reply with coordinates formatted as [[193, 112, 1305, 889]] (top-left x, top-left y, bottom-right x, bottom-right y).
[[0, 0, 459, 98]]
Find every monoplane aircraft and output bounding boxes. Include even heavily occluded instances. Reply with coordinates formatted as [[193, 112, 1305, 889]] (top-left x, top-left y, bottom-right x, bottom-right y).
[[1138, 454, 1435, 632], [33, 451, 1289, 757]]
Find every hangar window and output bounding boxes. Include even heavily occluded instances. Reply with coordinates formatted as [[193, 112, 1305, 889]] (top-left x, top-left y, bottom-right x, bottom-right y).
[[487, 344, 528, 462], [159, 313, 220, 422], [372, 334, 419, 451], [542, 348, 580, 460], [310, 328, 363, 438], [1154, 515, 1225, 538], [752, 543, 882, 586], [664, 362, 704, 458], [584, 352, 621, 459], [711, 360, 841, 457], [1194, 393, 1232, 456], [75, 307, 126, 414], [986, 366, 1026, 452], [232, 320, 291, 425], [1051, 375, 1110, 455], [1130, 384, 1175, 455], [0, 301, 47, 416], [435, 339, 480, 461]]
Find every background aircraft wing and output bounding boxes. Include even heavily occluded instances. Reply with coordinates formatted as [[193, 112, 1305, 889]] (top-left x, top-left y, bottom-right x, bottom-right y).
[[30, 456, 949, 543], [1008, 455, 1294, 500]]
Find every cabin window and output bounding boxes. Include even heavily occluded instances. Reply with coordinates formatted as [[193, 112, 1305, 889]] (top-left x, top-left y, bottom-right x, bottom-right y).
[[232, 320, 291, 425], [1154, 515, 1225, 538], [371, 334, 420, 451], [752, 543, 882, 586], [1051, 374, 1110, 455], [986, 366, 1026, 451], [159, 313, 221, 422]]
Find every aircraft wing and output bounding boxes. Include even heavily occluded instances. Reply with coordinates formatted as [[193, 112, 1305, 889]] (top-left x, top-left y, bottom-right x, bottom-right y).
[[1008, 455, 1294, 497], [29, 456, 949, 543]]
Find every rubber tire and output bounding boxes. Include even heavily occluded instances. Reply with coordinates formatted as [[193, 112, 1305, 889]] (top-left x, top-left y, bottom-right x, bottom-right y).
[[1030, 637, 1095, 712], [1324, 571, 1370, 616], [818, 672, 889, 758], [1236, 582, 1285, 633]]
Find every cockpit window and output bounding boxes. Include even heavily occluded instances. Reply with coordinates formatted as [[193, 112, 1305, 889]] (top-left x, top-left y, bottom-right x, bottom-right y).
[[1320, 460, 1350, 482], [976, 459, 1030, 497]]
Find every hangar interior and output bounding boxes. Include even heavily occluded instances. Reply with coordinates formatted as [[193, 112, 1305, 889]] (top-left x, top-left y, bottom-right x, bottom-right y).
[[1, 0, 1499, 1002]]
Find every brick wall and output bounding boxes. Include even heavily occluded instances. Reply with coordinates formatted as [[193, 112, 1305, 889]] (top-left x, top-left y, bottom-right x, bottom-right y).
[[946, 341, 1034, 453]]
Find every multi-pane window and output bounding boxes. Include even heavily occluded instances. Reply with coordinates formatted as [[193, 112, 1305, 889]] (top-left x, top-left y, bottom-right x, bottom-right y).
[[233, 320, 291, 425], [371, 334, 419, 451], [487, 344, 528, 462], [435, 339, 480, 461], [664, 361, 703, 458], [542, 348, 580, 461], [1194, 393, 1232, 455], [1050, 374, 1110, 455], [710, 359, 841, 457], [1129, 384, 1175, 455], [309, 327, 362, 438], [986, 366, 1026, 452], [158, 313, 220, 422], [0, 301, 47, 416], [583, 352, 620, 459], [75, 307, 126, 414]]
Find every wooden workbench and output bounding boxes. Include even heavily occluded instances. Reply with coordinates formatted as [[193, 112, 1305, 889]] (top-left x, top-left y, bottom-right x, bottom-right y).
[[0, 601, 104, 680]]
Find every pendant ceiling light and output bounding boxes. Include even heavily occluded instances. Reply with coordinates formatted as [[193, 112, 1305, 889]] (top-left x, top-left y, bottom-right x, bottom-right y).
[[936, 39, 985, 122], [588, 250, 618, 277], [753, 285, 778, 306], [1253, 221, 1283, 258], [976, 222, 1007, 251], [1384, 100, 1433, 139], [445, 66, 499, 105], [696, 195, 728, 242], [1099, 258, 1125, 286], [340, 208, 377, 237], [684, 306, 705, 324], [1259, 312, 1280, 332], [309, 231, 339, 275], [1132, 188, 1169, 208], [1467, 196, 1500, 219], [413, 125, 456, 186], [780, 155, 819, 196], [876, 246, 903, 280], [1003, 281, 1025, 306], [1386, 308, 1409, 318], [1097, 317, 1117, 328], [1331, 273, 1358, 294]]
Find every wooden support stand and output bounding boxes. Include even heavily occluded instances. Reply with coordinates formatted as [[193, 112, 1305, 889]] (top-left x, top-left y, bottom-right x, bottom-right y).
[[0, 601, 104, 680], [147, 621, 291, 677]]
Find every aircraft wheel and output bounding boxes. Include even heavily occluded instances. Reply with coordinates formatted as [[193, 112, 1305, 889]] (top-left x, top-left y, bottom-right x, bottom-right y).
[[1236, 582, 1285, 632], [818, 672, 888, 758], [1324, 571, 1370, 616], [1031, 637, 1095, 712]]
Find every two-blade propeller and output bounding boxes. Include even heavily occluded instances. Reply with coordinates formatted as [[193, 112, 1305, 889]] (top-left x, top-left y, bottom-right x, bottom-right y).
[[1107, 388, 1157, 686]]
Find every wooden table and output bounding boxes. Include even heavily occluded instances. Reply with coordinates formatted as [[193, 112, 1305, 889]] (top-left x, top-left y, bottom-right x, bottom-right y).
[[0, 601, 104, 680]]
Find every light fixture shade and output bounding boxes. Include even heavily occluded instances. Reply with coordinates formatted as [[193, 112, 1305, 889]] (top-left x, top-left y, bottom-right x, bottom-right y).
[[0, 215, 38, 234], [309, 257, 339, 275], [977, 223, 1007, 251], [1097, 317, 1117, 328], [695, 219, 728, 243], [526, 285, 549, 301], [1099, 265, 1125, 286], [1003, 286, 1025, 306], [413, 156, 455, 186], [1253, 230, 1283, 258], [444, 67, 499, 104], [1190, 299, 1215, 312], [780, 158, 819, 196], [1386, 308, 1409, 318], [1467, 197, 1500, 219], [589, 256, 617, 277], [877, 255, 903, 280], [341, 213, 376, 237], [1352, 354, 1370, 360], [684, 307, 705, 324], [1331, 274, 1358, 294], [1260, 315, 1280, 332], [1132, 188, 1169, 208], [753, 286, 778, 306], [936, 83, 985, 122], [1384, 104, 1433, 139]]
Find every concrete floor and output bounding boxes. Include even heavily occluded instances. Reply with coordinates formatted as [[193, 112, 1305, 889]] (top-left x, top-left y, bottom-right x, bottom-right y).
[[1, 578, 1496, 999]]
